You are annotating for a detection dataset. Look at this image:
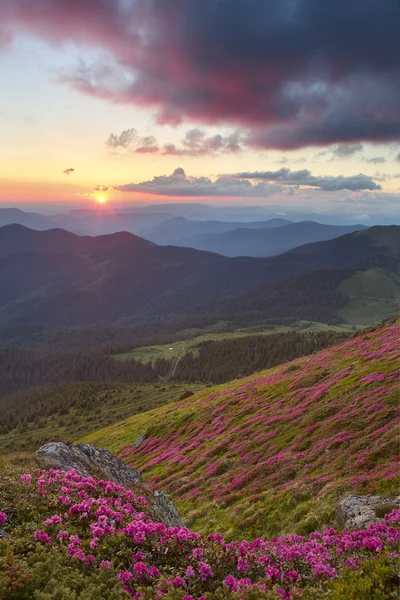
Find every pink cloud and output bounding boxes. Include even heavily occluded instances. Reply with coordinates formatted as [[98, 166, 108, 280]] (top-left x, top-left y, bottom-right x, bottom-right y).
[[2, 0, 400, 149]]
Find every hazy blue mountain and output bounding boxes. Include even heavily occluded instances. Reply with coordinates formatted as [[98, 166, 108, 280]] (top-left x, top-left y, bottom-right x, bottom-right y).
[[141, 217, 293, 245], [188, 221, 368, 257]]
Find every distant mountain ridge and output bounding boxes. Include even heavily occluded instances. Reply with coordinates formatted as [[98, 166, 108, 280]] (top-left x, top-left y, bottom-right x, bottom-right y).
[[140, 216, 293, 245], [186, 221, 368, 257], [0, 224, 398, 326], [0, 207, 369, 256]]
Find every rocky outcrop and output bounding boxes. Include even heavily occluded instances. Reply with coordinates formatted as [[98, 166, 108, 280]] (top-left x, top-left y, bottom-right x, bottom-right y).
[[36, 442, 143, 485], [336, 495, 400, 529], [152, 491, 183, 527], [36, 442, 183, 528]]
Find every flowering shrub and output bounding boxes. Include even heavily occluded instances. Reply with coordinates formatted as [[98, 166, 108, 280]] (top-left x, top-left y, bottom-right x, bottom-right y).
[[84, 321, 400, 538], [0, 468, 399, 599]]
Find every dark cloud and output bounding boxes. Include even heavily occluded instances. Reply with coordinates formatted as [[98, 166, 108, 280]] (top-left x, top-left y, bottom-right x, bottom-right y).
[[333, 144, 363, 158], [63, 168, 75, 175], [3, 0, 400, 149], [93, 185, 109, 191], [113, 165, 381, 197], [233, 168, 381, 191], [114, 167, 282, 197]]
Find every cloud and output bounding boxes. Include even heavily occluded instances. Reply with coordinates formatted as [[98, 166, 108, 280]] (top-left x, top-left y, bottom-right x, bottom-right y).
[[332, 144, 363, 158], [114, 167, 282, 197], [2, 0, 400, 149], [93, 185, 109, 192], [63, 168, 75, 175], [162, 129, 243, 156], [364, 157, 386, 164], [233, 168, 381, 191], [136, 136, 159, 154], [113, 165, 381, 197], [396, 152, 400, 162], [107, 129, 137, 149], [107, 127, 243, 156], [106, 129, 159, 153]]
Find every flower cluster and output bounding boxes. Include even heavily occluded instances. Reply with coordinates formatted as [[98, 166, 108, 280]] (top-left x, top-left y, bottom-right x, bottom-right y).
[[8, 468, 398, 599]]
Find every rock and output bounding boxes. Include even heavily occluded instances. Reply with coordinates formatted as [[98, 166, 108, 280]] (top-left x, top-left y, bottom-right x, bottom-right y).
[[153, 491, 183, 528], [36, 442, 184, 528], [134, 434, 146, 447], [36, 442, 142, 485], [336, 495, 400, 529]]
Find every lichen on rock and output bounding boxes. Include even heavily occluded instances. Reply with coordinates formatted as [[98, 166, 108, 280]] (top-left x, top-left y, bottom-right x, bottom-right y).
[[336, 494, 400, 529]]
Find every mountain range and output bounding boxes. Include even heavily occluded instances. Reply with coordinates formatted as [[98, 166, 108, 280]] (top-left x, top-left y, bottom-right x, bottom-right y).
[[0, 207, 369, 256], [180, 221, 367, 257], [0, 224, 398, 327]]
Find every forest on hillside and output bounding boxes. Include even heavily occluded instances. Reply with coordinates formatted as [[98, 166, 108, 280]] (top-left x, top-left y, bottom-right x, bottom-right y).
[[0, 330, 349, 435]]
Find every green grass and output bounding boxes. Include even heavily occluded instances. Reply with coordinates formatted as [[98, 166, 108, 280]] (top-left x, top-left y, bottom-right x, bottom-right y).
[[82, 320, 399, 540], [338, 269, 400, 325], [0, 382, 204, 455], [115, 340, 198, 362], [355, 225, 400, 253], [115, 321, 356, 363]]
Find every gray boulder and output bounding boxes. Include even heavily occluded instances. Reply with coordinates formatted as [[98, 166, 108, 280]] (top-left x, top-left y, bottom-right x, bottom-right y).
[[134, 434, 146, 447], [152, 491, 183, 528], [36, 442, 142, 485], [336, 495, 400, 529], [36, 442, 183, 528]]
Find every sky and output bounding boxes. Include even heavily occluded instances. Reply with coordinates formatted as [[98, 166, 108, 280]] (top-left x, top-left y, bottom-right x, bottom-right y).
[[0, 0, 400, 222]]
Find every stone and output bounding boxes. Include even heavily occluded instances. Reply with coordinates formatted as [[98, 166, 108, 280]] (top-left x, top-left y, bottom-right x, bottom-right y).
[[36, 442, 142, 485], [336, 495, 400, 529], [134, 434, 146, 447], [35, 442, 183, 528]]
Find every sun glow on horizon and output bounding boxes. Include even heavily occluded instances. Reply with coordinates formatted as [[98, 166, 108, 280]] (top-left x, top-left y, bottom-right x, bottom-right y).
[[97, 196, 106, 204]]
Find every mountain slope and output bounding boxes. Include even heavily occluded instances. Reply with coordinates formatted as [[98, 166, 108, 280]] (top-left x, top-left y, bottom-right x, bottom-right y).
[[0, 224, 398, 326], [84, 319, 400, 539], [187, 221, 367, 257], [2, 455, 399, 598]]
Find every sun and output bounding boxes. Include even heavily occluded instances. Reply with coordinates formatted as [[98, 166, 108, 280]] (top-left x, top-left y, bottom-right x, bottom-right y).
[[97, 196, 106, 204]]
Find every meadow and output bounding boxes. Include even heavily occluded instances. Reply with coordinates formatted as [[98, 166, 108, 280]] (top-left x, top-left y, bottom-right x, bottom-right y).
[[114, 321, 355, 364], [0, 463, 399, 599], [85, 320, 400, 540], [0, 383, 203, 454]]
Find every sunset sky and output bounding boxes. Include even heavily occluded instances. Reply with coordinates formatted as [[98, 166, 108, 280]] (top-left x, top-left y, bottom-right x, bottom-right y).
[[0, 0, 399, 221]]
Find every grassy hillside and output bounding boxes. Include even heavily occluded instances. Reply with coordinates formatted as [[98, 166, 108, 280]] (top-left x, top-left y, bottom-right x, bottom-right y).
[[84, 319, 400, 540], [114, 323, 353, 363], [338, 268, 400, 325], [0, 382, 203, 454], [2, 464, 399, 599]]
